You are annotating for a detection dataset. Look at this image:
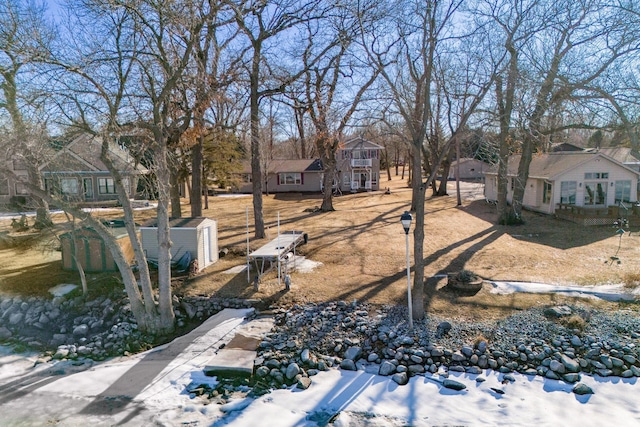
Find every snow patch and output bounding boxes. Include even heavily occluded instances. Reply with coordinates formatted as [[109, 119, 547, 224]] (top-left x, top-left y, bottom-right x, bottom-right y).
[[289, 255, 322, 273], [489, 281, 638, 302], [48, 283, 78, 297], [224, 265, 248, 274]]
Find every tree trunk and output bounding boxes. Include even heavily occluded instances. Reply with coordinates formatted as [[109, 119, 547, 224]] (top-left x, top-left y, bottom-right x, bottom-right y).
[[250, 44, 265, 239], [320, 154, 337, 211], [2, 72, 51, 229], [154, 143, 176, 334], [169, 169, 182, 218], [411, 144, 425, 321], [510, 35, 564, 220], [455, 137, 461, 206], [191, 136, 203, 217], [385, 146, 392, 181], [495, 44, 518, 224]]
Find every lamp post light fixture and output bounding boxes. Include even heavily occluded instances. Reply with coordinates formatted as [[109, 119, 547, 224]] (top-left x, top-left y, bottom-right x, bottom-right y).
[[400, 211, 413, 329]]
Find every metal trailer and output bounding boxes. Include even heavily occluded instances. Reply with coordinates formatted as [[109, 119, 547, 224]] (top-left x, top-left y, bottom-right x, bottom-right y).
[[248, 231, 307, 289]]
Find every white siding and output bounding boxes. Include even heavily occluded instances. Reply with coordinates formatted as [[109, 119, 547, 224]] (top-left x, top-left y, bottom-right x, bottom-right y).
[[484, 175, 497, 200], [170, 229, 198, 262], [486, 156, 639, 214], [140, 228, 160, 260], [141, 218, 219, 271], [196, 219, 218, 270], [554, 159, 639, 210]]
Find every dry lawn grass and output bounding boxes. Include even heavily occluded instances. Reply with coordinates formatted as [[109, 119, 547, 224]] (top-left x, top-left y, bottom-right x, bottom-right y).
[[1, 177, 639, 321]]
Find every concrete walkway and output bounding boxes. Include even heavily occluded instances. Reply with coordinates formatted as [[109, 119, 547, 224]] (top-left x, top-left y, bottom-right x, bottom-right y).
[[0, 308, 274, 426], [204, 315, 274, 377]]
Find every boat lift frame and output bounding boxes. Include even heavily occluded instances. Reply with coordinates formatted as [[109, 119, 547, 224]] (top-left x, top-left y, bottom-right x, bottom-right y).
[[248, 230, 307, 289]]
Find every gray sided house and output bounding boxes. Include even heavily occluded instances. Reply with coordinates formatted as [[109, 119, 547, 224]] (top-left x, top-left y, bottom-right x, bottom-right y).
[[0, 156, 31, 207], [336, 136, 383, 193], [39, 135, 148, 205], [140, 217, 218, 272], [484, 152, 640, 221], [238, 159, 324, 193], [447, 158, 491, 181]]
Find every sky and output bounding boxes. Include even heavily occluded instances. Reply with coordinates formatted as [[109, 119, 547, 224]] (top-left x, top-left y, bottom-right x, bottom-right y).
[[1, 304, 639, 426]]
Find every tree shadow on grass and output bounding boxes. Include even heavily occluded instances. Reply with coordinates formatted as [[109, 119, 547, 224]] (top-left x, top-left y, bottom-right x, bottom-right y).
[[462, 200, 615, 250]]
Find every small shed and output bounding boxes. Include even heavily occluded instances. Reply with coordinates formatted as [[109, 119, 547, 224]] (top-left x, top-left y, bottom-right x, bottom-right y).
[[60, 223, 136, 272], [140, 217, 218, 272]]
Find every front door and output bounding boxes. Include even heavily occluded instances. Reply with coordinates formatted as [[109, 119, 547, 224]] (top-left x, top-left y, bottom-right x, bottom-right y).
[[584, 182, 607, 205], [360, 172, 367, 188]]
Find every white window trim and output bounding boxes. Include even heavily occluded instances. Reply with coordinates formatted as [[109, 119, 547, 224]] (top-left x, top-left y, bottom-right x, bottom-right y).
[[279, 172, 301, 185]]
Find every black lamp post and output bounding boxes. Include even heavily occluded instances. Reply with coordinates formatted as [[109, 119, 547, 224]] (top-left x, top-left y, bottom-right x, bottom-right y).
[[400, 211, 413, 329]]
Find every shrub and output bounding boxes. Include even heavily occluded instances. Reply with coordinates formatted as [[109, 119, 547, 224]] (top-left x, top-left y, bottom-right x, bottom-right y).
[[622, 272, 640, 289], [9, 196, 27, 209], [473, 335, 488, 348], [499, 211, 524, 226], [562, 314, 586, 331], [455, 269, 479, 283]]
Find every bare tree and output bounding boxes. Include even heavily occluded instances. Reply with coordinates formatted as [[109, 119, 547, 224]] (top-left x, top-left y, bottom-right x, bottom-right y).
[[0, 0, 53, 228], [366, 0, 499, 321], [189, 3, 240, 216], [303, 3, 380, 211], [229, 0, 330, 238], [503, 0, 638, 220], [46, 0, 212, 334]]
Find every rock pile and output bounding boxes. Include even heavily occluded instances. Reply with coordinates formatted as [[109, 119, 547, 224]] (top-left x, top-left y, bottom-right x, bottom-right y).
[[0, 291, 255, 361], [253, 301, 640, 390]]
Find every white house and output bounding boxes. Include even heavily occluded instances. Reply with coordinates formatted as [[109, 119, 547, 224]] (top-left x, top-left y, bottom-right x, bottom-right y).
[[484, 152, 640, 215]]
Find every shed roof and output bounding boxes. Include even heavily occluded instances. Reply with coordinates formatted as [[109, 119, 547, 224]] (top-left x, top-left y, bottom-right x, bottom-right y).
[[140, 217, 214, 228]]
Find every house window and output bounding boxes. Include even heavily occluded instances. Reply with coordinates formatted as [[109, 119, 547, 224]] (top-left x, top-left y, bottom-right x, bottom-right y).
[[560, 181, 577, 204], [242, 173, 252, 183], [45, 178, 58, 194], [584, 172, 608, 179], [12, 159, 26, 170], [98, 177, 116, 194], [278, 173, 301, 185], [343, 173, 350, 186], [371, 172, 378, 186], [15, 182, 28, 195], [615, 180, 631, 203], [0, 179, 8, 195], [584, 182, 607, 205], [83, 178, 93, 198], [61, 178, 79, 194], [543, 181, 552, 204]]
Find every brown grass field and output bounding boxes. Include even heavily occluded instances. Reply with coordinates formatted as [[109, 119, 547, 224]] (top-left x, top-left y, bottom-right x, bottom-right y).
[[1, 177, 639, 322]]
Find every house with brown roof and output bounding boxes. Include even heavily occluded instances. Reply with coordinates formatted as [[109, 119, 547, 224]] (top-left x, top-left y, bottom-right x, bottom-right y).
[[236, 137, 383, 194], [588, 147, 640, 172], [237, 158, 324, 193], [484, 152, 640, 218], [39, 135, 148, 204]]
